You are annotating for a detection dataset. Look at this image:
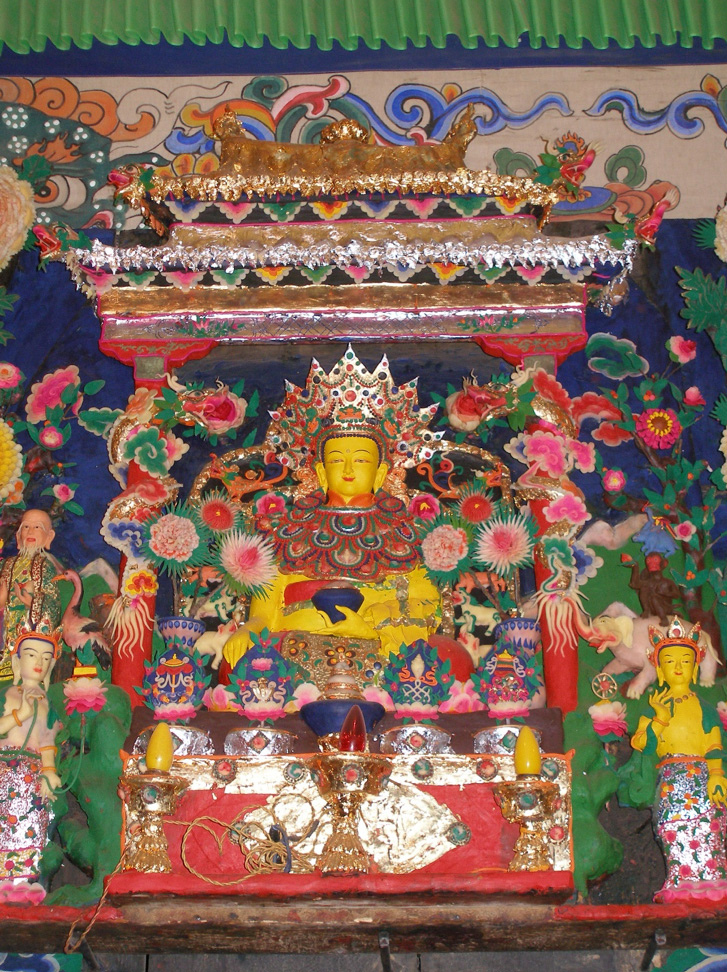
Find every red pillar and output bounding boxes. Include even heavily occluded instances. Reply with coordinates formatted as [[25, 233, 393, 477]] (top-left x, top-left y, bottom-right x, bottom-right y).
[[531, 519, 580, 715], [98, 338, 217, 705], [112, 459, 158, 703]]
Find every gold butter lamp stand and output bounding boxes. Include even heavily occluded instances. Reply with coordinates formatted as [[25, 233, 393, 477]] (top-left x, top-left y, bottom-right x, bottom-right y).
[[122, 722, 189, 873], [308, 752, 392, 876], [493, 724, 560, 872], [494, 776, 560, 872], [122, 772, 189, 873]]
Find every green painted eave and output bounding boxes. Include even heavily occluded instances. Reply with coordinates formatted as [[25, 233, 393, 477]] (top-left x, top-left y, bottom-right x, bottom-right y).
[[1, 0, 727, 54]]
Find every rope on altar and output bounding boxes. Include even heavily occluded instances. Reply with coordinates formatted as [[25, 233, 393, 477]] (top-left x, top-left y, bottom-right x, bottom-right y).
[[168, 792, 319, 885]]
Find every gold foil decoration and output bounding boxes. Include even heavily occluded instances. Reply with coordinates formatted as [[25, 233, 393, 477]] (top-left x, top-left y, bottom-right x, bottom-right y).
[[169, 217, 535, 250], [212, 105, 476, 180], [98, 282, 584, 317], [126, 170, 558, 210], [494, 778, 562, 872], [121, 772, 189, 873], [279, 631, 381, 693], [120, 752, 572, 876], [117, 107, 557, 211]]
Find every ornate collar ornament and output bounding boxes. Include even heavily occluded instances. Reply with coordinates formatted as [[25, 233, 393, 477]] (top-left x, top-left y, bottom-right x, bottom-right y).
[[259, 489, 420, 580], [265, 346, 443, 497], [646, 616, 705, 667], [13, 629, 62, 660]]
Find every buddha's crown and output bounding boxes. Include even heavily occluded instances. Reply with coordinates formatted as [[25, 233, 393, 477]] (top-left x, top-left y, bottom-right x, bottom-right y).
[[265, 346, 443, 478], [646, 616, 705, 667]]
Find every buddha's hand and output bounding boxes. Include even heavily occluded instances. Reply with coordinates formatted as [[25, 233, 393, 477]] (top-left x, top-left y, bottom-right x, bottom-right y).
[[40, 769, 61, 802], [708, 772, 727, 806], [648, 687, 671, 730], [366, 600, 400, 628], [222, 622, 261, 668], [322, 607, 377, 641]]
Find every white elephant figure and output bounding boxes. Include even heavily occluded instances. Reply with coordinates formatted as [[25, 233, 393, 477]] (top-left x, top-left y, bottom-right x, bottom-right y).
[[194, 619, 238, 670], [588, 602, 719, 699]]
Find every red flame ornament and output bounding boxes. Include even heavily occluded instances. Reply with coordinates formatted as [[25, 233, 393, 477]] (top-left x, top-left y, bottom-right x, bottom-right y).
[[338, 704, 367, 752]]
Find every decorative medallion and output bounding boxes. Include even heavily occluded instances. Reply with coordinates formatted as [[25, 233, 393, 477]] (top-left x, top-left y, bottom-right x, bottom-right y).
[[212, 759, 238, 785], [446, 822, 472, 846], [411, 758, 434, 781]]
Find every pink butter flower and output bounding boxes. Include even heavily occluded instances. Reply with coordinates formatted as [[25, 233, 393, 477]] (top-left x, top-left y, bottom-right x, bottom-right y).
[[52, 483, 75, 503], [203, 684, 243, 714], [602, 468, 626, 492], [667, 336, 697, 364], [421, 524, 469, 573], [25, 365, 81, 423], [287, 681, 321, 712], [255, 492, 286, 517], [684, 386, 706, 407], [0, 363, 22, 389], [408, 493, 441, 521], [64, 676, 107, 715], [182, 387, 247, 435], [634, 408, 681, 450], [588, 700, 628, 738], [38, 425, 64, 450], [674, 521, 697, 541], [439, 679, 486, 714]]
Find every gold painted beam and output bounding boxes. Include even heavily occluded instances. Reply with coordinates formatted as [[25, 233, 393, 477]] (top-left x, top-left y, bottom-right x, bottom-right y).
[[169, 217, 536, 250], [100, 282, 584, 317]]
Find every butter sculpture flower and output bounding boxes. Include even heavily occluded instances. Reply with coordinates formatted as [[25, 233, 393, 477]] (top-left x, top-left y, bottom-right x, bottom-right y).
[[667, 335, 697, 364], [179, 385, 247, 435], [474, 512, 536, 577], [0, 166, 35, 272], [588, 700, 628, 738], [216, 529, 277, 596], [0, 418, 22, 503], [64, 677, 107, 715], [25, 366, 81, 424], [634, 408, 682, 450]]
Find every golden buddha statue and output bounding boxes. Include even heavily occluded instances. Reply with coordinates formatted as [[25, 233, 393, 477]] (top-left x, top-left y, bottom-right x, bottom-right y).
[[631, 618, 727, 901], [223, 349, 445, 667]]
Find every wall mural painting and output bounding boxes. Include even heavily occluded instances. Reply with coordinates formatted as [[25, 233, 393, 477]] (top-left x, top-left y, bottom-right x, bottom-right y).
[[586, 74, 727, 140], [2, 69, 727, 229]]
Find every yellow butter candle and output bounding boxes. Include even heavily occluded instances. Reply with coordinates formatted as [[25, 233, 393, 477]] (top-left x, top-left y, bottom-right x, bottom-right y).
[[146, 722, 174, 773]]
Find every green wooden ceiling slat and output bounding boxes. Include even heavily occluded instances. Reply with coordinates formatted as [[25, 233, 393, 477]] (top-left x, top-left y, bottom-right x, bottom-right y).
[[1, 0, 727, 54]]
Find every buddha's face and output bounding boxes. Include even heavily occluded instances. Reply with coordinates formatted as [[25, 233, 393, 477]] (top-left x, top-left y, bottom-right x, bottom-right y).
[[317, 436, 387, 504], [657, 643, 697, 690], [14, 638, 55, 688]]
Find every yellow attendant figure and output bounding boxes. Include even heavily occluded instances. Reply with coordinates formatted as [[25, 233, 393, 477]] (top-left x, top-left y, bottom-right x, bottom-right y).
[[223, 349, 444, 667], [631, 618, 727, 901]]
